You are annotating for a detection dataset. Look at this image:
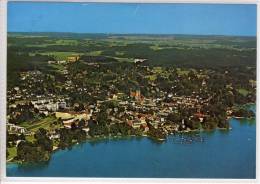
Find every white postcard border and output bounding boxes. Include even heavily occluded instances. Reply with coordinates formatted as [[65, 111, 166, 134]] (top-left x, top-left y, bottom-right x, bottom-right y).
[[0, 1, 259, 184]]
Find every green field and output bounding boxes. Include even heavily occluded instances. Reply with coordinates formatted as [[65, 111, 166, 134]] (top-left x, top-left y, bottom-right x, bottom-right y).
[[85, 50, 103, 56], [20, 116, 61, 132], [25, 134, 36, 142], [40, 52, 82, 60], [238, 88, 249, 96]]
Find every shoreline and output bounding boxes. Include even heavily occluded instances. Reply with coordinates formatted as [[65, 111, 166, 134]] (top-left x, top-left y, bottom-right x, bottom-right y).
[[4, 125, 233, 164], [233, 116, 255, 119], [7, 105, 256, 165], [6, 115, 256, 178]]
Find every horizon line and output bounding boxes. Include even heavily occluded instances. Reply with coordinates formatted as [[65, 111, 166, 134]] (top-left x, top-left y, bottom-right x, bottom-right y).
[[7, 31, 256, 37]]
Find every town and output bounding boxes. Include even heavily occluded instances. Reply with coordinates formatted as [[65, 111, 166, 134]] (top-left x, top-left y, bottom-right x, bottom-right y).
[[6, 34, 256, 163]]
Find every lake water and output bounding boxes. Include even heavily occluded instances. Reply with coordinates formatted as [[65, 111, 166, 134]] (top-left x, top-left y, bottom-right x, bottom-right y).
[[7, 106, 256, 178]]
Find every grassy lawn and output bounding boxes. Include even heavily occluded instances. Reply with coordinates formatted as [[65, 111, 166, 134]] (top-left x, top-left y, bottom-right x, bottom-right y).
[[7, 147, 17, 160], [49, 63, 66, 71], [238, 88, 249, 96], [85, 51, 102, 56], [112, 56, 134, 63], [40, 52, 82, 60], [22, 116, 60, 132], [19, 119, 38, 128], [25, 134, 36, 143]]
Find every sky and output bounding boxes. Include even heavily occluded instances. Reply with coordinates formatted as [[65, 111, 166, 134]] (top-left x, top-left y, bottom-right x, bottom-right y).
[[8, 2, 257, 36]]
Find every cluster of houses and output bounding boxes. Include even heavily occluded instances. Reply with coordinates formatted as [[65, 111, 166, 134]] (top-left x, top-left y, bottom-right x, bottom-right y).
[[31, 98, 67, 115], [7, 123, 27, 134], [91, 86, 211, 135], [48, 60, 67, 64], [48, 55, 80, 65], [7, 57, 215, 142]]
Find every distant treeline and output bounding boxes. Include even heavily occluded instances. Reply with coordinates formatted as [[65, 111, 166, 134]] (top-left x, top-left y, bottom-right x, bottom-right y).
[[7, 33, 256, 88]]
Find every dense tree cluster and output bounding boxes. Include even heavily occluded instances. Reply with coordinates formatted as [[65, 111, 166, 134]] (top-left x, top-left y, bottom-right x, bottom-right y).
[[58, 127, 87, 149], [8, 103, 36, 125], [16, 128, 53, 163]]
